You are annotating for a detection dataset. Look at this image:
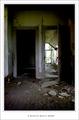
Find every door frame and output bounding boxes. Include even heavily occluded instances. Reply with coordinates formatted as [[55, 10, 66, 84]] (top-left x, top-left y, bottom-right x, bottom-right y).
[[13, 26, 38, 78], [43, 25, 59, 79]]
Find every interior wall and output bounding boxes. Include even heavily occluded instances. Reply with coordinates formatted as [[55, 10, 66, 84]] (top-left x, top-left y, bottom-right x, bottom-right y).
[[4, 7, 74, 81], [8, 14, 13, 75], [12, 11, 64, 79], [4, 7, 8, 77], [13, 11, 64, 27], [12, 29, 17, 77], [4, 7, 13, 77], [68, 19, 75, 84]]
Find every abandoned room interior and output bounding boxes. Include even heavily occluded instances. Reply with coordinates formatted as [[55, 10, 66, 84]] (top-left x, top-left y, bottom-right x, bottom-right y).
[[4, 4, 75, 110]]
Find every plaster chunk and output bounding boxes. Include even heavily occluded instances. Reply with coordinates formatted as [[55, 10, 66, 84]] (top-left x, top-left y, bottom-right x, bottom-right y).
[[59, 92, 70, 97], [72, 97, 75, 102], [48, 90, 57, 96], [43, 93, 48, 96], [58, 95, 64, 99], [41, 80, 58, 88], [17, 82, 22, 86]]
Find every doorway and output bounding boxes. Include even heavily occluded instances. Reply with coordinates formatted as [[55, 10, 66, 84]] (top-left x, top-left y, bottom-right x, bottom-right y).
[[44, 25, 72, 83], [44, 28, 58, 79], [16, 29, 36, 77]]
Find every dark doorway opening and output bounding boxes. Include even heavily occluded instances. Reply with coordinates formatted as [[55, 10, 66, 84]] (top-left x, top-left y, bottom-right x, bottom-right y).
[[16, 29, 36, 77], [58, 25, 73, 84]]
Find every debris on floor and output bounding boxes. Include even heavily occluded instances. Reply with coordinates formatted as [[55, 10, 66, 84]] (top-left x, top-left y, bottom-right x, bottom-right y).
[[72, 98, 75, 102], [17, 82, 22, 86], [24, 90, 30, 94], [59, 92, 70, 97], [61, 88, 68, 93], [8, 78, 11, 83], [5, 77, 75, 110], [62, 86, 74, 94], [54, 84, 58, 87], [58, 95, 64, 99], [38, 88, 41, 91], [5, 74, 14, 83], [43, 93, 48, 96], [41, 80, 58, 88], [48, 90, 57, 96], [45, 73, 58, 78]]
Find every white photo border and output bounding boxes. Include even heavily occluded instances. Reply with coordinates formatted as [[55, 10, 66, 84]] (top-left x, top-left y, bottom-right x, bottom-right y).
[[0, 0, 79, 120]]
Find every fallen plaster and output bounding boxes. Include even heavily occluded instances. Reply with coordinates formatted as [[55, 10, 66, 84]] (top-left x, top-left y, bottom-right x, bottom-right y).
[[45, 73, 58, 78], [72, 98, 75, 102], [63, 86, 74, 94], [58, 95, 64, 99], [48, 90, 57, 96], [38, 88, 41, 92], [17, 82, 22, 86], [43, 93, 48, 96], [59, 92, 70, 97], [41, 80, 58, 88]]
